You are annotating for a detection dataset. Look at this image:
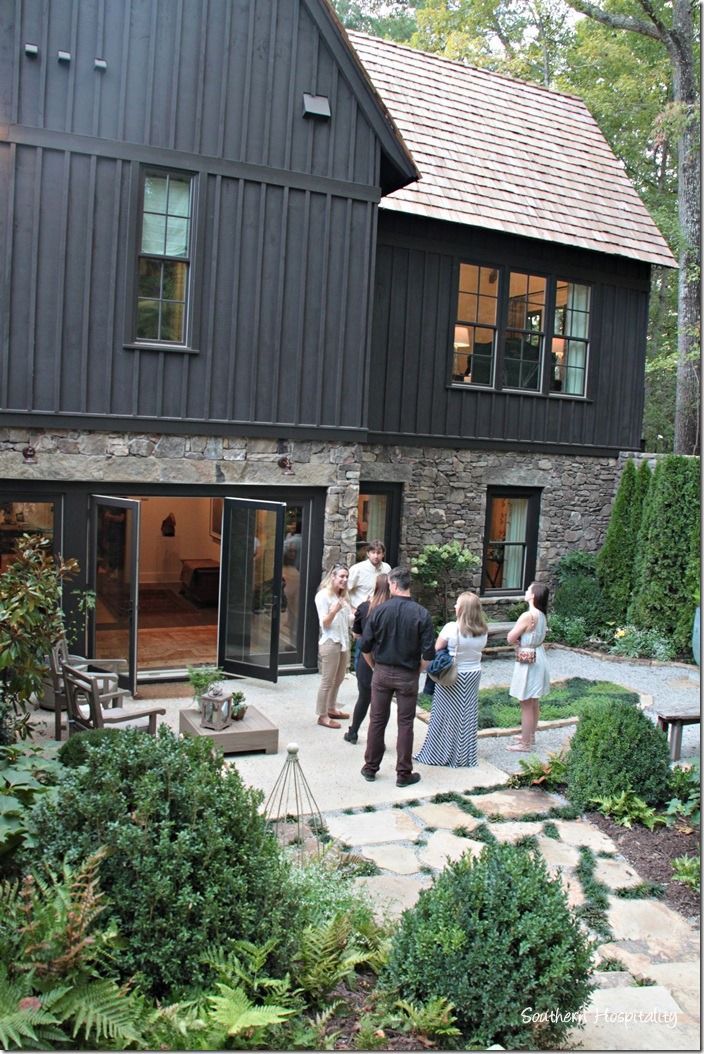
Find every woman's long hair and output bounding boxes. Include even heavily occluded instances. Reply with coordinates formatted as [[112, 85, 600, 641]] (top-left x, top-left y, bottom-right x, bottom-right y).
[[530, 582, 549, 614], [368, 573, 390, 612], [456, 591, 488, 637], [317, 563, 349, 599]]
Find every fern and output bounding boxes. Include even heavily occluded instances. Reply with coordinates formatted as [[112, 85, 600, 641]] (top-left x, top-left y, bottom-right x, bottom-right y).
[[208, 982, 294, 1035], [294, 914, 370, 1005], [49, 979, 144, 1045], [394, 996, 461, 1039]]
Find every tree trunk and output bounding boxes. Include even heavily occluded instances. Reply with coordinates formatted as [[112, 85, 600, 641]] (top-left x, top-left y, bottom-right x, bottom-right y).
[[671, 0, 701, 454]]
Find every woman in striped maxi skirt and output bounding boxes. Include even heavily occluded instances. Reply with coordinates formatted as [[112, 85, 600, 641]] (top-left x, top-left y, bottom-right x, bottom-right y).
[[415, 592, 488, 768]]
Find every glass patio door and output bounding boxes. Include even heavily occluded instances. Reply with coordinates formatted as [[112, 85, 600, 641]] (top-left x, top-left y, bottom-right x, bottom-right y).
[[90, 496, 141, 695], [217, 497, 285, 682]]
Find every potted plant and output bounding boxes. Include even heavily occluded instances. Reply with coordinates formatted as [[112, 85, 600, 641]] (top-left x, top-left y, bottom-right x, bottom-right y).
[[187, 666, 226, 711], [231, 690, 247, 721]]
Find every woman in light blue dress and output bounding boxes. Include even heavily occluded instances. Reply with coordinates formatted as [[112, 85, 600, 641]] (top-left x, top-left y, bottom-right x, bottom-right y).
[[506, 582, 550, 752]]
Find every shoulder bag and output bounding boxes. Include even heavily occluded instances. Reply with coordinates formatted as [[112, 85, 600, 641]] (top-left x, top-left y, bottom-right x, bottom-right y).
[[427, 648, 458, 687]]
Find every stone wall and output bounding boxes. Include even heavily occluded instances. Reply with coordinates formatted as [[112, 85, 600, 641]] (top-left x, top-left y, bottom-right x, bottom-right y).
[[1, 426, 627, 585]]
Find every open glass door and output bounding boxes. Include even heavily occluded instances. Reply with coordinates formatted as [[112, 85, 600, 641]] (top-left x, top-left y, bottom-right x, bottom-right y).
[[90, 496, 140, 695], [218, 497, 285, 682]]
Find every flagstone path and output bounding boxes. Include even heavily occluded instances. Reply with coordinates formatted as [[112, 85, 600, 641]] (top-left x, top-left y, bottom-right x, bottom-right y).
[[320, 785, 700, 1051]]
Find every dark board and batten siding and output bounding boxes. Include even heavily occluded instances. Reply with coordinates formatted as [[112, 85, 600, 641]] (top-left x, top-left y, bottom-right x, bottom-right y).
[[0, 0, 384, 434], [3, 0, 379, 185], [369, 213, 650, 453]]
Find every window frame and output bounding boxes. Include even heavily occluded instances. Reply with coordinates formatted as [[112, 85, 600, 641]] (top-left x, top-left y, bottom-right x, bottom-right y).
[[480, 486, 541, 596], [450, 262, 592, 400], [124, 165, 202, 355], [355, 482, 402, 566]]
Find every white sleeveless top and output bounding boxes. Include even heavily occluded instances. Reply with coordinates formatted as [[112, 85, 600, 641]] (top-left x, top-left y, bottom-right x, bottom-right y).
[[441, 621, 487, 672]]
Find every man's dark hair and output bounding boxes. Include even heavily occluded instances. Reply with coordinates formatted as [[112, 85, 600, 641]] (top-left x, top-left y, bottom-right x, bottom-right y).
[[389, 566, 412, 591], [367, 539, 386, 555], [531, 582, 550, 614]]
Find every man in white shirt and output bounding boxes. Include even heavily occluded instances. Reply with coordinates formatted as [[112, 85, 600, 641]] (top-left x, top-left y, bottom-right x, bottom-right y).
[[347, 541, 391, 611], [348, 541, 391, 670]]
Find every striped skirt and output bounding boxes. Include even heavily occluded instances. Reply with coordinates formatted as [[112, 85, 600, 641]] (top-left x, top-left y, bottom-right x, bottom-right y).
[[414, 669, 480, 768]]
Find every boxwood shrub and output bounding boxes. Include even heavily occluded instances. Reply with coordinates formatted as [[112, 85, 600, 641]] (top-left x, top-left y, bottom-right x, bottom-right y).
[[57, 727, 123, 767], [566, 698, 671, 809], [27, 727, 301, 998], [382, 842, 594, 1049], [553, 574, 607, 637]]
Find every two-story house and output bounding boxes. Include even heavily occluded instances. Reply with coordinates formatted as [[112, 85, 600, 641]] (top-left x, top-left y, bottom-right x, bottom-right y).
[[0, 0, 675, 690]]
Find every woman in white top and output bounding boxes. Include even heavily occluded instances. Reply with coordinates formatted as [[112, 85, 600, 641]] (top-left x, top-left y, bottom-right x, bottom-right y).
[[507, 581, 550, 752], [314, 563, 353, 729], [414, 592, 488, 768]]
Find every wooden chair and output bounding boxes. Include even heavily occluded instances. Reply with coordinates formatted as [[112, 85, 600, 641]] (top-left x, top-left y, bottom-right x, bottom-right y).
[[43, 639, 128, 741], [62, 663, 165, 737]]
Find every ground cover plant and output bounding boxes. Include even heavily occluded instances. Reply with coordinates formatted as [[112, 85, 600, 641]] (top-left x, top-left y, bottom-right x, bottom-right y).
[[26, 727, 301, 999], [382, 841, 594, 1049], [418, 678, 637, 729]]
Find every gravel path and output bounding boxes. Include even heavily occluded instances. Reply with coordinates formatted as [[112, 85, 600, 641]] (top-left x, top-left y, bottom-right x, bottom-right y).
[[476, 647, 700, 774]]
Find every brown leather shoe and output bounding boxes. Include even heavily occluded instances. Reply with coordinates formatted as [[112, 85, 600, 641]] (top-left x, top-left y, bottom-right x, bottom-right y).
[[318, 716, 341, 729], [327, 710, 350, 720]]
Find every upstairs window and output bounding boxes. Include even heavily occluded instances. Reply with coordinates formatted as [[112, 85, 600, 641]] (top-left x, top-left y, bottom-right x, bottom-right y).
[[551, 281, 591, 396], [503, 272, 546, 392], [136, 172, 193, 345], [451, 264, 591, 397], [452, 264, 499, 386]]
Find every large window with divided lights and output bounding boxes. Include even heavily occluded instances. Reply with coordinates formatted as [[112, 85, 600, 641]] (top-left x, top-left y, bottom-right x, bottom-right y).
[[135, 171, 193, 346], [452, 264, 591, 397], [481, 488, 541, 594]]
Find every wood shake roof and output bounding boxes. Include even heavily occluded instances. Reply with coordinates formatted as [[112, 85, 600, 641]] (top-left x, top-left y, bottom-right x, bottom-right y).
[[349, 33, 676, 268]]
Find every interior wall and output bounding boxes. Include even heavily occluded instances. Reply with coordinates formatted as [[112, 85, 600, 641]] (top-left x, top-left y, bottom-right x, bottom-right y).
[[135, 496, 221, 584]]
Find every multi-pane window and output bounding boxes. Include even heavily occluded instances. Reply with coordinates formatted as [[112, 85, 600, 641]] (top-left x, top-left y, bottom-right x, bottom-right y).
[[503, 272, 546, 391], [452, 265, 591, 396], [452, 264, 499, 386], [551, 281, 591, 396], [481, 488, 541, 593], [136, 172, 192, 344]]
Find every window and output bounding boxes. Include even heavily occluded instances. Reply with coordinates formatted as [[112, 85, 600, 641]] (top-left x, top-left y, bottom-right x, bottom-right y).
[[452, 264, 499, 386], [481, 488, 541, 593], [0, 500, 56, 570], [356, 484, 401, 564], [503, 272, 546, 391], [135, 172, 193, 345], [452, 265, 591, 396], [551, 281, 591, 396]]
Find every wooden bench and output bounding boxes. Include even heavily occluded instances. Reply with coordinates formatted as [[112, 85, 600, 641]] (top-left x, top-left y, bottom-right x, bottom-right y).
[[654, 701, 701, 761]]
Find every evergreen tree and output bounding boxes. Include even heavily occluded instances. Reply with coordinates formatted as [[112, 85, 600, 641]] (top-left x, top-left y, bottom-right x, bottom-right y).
[[627, 455, 700, 652], [596, 458, 638, 622]]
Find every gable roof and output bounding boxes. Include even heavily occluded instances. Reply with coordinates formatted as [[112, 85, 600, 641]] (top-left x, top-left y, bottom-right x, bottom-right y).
[[308, 0, 419, 194], [349, 32, 676, 268]]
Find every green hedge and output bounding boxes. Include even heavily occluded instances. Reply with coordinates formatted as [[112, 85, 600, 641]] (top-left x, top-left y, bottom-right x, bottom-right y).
[[382, 842, 593, 1049], [28, 727, 301, 999], [596, 459, 650, 622], [628, 455, 700, 654], [566, 698, 671, 809], [553, 574, 607, 636]]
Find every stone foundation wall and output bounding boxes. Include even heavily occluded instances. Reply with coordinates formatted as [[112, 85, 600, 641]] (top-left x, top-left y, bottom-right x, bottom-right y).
[[1, 426, 628, 584]]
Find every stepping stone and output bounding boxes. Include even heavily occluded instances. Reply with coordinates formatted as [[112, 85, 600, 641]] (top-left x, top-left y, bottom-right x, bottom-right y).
[[536, 835, 581, 870], [467, 788, 561, 819], [568, 985, 700, 1051], [353, 873, 431, 921], [555, 869, 585, 909], [417, 829, 485, 870], [409, 802, 481, 831], [489, 820, 544, 843], [607, 897, 700, 963], [594, 971, 635, 989], [596, 942, 658, 978], [644, 961, 701, 1019], [325, 808, 421, 846], [594, 857, 642, 890], [360, 844, 421, 875], [553, 819, 618, 854]]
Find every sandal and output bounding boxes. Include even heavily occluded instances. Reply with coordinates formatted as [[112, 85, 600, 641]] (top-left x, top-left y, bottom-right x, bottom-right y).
[[506, 743, 532, 752], [318, 716, 341, 729], [327, 710, 350, 720]]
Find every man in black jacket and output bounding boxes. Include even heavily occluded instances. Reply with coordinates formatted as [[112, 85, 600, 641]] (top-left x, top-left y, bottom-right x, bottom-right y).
[[360, 567, 435, 787]]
